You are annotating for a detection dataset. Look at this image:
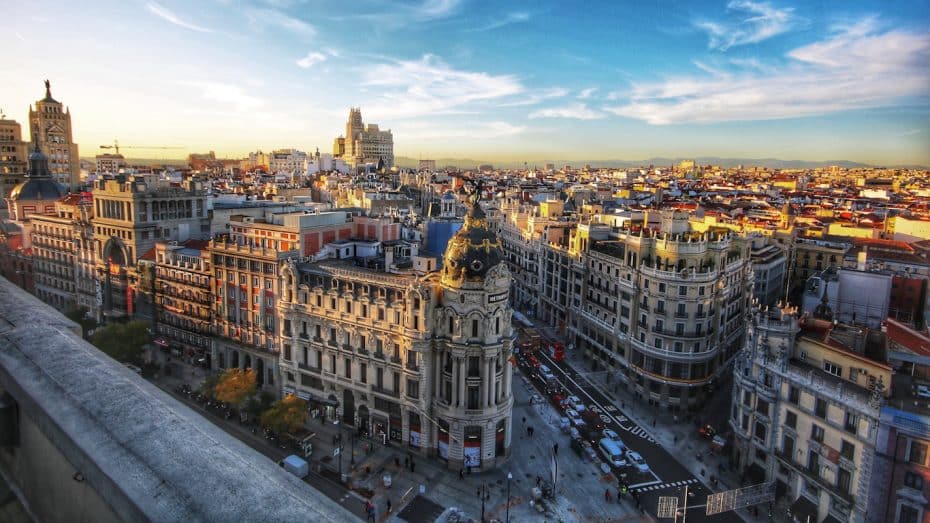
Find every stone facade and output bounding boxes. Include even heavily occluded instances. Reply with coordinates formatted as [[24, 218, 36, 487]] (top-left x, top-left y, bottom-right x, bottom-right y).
[[28, 81, 80, 190]]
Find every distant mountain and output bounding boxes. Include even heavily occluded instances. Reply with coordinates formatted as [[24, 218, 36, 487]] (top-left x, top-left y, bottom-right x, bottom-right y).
[[395, 156, 924, 170]]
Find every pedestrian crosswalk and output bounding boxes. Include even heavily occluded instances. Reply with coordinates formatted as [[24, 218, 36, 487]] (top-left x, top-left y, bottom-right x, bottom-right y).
[[629, 478, 699, 493]]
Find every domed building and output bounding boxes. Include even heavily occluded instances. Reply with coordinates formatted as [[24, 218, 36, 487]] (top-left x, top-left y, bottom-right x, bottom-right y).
[[6, 141, 66, 222], [432, 195, 514, 470]]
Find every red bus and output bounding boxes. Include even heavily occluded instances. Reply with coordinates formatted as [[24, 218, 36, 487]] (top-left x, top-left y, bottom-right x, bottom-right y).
[[548, 343, 565, 362]]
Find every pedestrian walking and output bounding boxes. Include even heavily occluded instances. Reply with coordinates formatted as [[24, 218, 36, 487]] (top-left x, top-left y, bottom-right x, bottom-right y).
[[460, 469, 465, 480], [605, 489, 612, 502], [386, 498, 392, 514], [528, 426, 534, 438]]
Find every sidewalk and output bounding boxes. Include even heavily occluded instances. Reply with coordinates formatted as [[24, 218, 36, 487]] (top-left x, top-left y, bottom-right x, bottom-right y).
[[535, 325, 771, 523]]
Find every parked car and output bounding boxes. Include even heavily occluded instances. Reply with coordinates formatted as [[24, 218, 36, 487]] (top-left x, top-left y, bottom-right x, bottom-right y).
[[602, 429, 626, 451], [566, 395, 586, 413], [550, 391, 565, 407], [582, 410, 605, 432], [526, 355, 541, 368], [559, 417, 571, 433], [626, 451, 650, 473]]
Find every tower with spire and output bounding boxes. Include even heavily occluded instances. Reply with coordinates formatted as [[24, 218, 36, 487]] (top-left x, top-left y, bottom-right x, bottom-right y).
[[5, 137, 66, 222], [29, 80, 80, 190]]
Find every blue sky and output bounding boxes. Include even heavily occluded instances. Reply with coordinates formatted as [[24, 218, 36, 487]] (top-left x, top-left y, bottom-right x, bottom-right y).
[[3, 0, 929, 165]]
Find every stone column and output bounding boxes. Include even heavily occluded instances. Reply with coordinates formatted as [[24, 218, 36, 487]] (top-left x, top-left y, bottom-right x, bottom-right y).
[[458, 357, 466, 408], [451, 356, 459, 406], [434, 352, 441, 398], [486, 357, 494, 407]]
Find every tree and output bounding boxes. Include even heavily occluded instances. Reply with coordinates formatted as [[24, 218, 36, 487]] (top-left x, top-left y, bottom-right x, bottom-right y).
[[64, 306, 97, 338], [260, 394, 309, 435], [213, 368, 257, 406], [90, 320, 150, 363]]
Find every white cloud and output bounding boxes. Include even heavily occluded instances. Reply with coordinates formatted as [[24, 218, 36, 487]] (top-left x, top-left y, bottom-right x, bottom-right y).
[[605, 19, 930, 125], [362, 54, 523, 118], [578, 87, 597, 99], [146, 2, 213, 33], [246, 8, 316, 35], [469, 12, 530, 32], [417, 0, 462, 20], [696, 0, 795, 50], [185, 81, 264, 112], [296, 52, 327, 68], [498, 87, 568, 107], [529, 103, 604, 120]]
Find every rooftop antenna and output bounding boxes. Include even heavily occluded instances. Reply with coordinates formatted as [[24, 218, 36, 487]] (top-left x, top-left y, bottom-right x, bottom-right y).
[[0, 108, 5, 119]]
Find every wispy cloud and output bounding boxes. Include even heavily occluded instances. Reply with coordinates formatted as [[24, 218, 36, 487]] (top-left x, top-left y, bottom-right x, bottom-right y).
[[399, 121, 525, 140], [529, 103, 605, 120], [695, 0, 795, 50], [362, 54, 523, 118], [498, 87, 568, 107], [146, 2, 213, 33], [246, 8, 316, 35], [417, 0, 462, 21], [578, 88, 597, 99], [898, 129, 924, 137], [468, 12, 530, 32], [605, 18, 930, 124], [296, 52, 327, 68], [185, 81, 264, 111]]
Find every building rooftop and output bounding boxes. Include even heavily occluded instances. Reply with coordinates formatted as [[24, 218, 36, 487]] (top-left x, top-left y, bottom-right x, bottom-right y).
[[0, 277, 356, 522]]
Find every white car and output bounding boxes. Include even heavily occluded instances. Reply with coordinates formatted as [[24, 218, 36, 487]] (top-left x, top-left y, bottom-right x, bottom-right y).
[[566, 395, 587, 413], [626, 451, 650, 473], [602, 429, 619, 441]]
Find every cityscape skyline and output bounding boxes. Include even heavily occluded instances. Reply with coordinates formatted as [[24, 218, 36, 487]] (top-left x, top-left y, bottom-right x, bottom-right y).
[[3, 0, 929, 166]]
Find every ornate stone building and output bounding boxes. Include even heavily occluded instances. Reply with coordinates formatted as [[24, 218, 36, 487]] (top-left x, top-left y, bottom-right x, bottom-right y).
[[29, 81, 80, 190], [0, 117, 29, 201], [154, 240, 212, 363], [333, 108, 394, 169], [732, 305, 889, 522], [277, 198, 514, 470], [30, 194, 94, 312], [91, 175, 209, 319]]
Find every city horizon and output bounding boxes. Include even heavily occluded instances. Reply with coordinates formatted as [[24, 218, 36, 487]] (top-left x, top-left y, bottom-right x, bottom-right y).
[[3, 0, 929, 167]]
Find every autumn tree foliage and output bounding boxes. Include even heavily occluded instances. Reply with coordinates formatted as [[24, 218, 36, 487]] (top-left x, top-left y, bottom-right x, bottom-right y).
[[213, 368, 257, 406], [260, 394, 309, 435]]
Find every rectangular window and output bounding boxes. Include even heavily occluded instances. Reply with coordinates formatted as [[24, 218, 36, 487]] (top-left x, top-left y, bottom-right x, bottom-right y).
[[376, 367, 383, 388], [782, 435, 795, 457], [360, 363, 367, 384], [330, 355, 336, 373], [836, 468, 851, 495], [811, 424, 825, 443], [284, 344, 292, 361], [909, 442, 928, 465], [679, 285, 687, 296], [756, 398, 769, 417], [472, 319, 479, 337], [406, 379, 419, 399], [844, 412, 859, 434], [899, 506, 920, 523], [815, 398, 827, 419], [823, 360, 842, 377], [788, 386, 800, 405], [785, 410, 797, 429], [840, 440, 855, 460], [344, 358, 351, 379], [808, 451, 820, 476], [904, 471, 924, 490], [658, 282, 666, 293], [698, 286, 705, 296], [393, 371, 400, 393]]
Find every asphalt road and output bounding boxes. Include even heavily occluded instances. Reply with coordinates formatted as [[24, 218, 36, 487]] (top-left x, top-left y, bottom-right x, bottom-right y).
[[518, 345, 744, 523]]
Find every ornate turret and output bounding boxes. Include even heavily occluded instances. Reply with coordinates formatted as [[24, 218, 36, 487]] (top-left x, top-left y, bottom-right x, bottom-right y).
[[441, 186, 505, 288], [8, 137, 65, 202]]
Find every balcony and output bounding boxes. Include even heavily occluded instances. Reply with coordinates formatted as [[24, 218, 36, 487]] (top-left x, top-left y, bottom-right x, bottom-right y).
[[371, 385, 399, 398], [674, 311, 688, 319]]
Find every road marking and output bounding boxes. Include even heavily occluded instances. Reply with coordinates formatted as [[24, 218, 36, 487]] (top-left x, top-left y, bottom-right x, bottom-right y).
[[539, 352, 655, 443], [630, 478, 699, 493], [535, 352, 662, 485]]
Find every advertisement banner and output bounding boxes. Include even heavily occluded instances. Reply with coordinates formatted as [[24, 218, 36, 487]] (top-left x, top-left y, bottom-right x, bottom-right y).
[[464, 446, 481, 468], [438, 440, 449, 460], [409, 430, 421, 448]]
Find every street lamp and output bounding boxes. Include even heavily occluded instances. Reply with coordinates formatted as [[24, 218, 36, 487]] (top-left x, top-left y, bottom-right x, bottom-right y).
[[506, 472, 513, 523], [477, 482, 491, 522]]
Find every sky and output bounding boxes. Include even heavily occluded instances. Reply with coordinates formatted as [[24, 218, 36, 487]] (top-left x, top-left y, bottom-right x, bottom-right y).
[[2, 0, 929, 166]]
